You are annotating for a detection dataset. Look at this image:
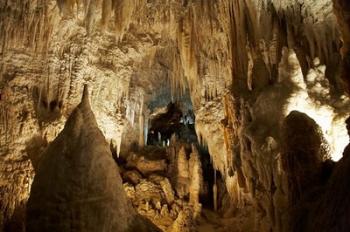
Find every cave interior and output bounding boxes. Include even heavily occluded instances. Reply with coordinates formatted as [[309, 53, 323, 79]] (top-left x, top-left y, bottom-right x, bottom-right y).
[[1, 0, 350, 232]]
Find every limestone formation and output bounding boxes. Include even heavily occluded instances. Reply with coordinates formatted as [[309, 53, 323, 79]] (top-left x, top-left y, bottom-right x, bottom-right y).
[[280, 113, 350, 232], [159, 178, 175, 206], [126, 153, 167, 176], [307, 116, 350, 232], [169, 207, 195, 232], [119, 141, 207, 231], [123, 170, 143, 185], [188, 144, 202, 218], [333, 0, 350, 93], [26, 86, 160, 232], [282, 111, 325, 205], [175, 146, 190, 199], [1, 0, 350, 231]]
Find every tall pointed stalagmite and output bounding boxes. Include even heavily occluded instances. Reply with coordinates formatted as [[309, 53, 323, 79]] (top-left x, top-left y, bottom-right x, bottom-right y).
[[26, 85, 160, 232]]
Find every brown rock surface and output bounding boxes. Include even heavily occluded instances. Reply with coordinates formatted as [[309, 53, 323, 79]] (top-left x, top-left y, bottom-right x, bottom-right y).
[[333, 0, 350, 93], [123, 170, 143, 185], [26, 86, 160, 232], [281, 110, 325, 205], [126, 153, 167, 176]]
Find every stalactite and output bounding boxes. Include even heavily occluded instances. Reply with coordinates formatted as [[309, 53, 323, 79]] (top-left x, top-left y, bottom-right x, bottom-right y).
[[213, 169, 218, 211], [138, 96, 144, 147], [115, 133, 122, 157], [84, 0, 98, 33], [139, 113, 144, 147], [143, 116, 148, 145], [101, 0, 112, 28], [170, 47, 187, 102], [0, 0, 52, 54]]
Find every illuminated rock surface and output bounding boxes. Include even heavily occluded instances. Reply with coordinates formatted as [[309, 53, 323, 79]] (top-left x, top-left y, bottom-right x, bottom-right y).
[[26, 86, 160, 232], [1, 0, 350, 231]]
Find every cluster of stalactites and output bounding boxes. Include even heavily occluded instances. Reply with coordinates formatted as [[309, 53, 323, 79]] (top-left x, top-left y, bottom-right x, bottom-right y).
[[175, 0, 233, 109], [0, 0, 53, 54], [166, 46, 188, 102], [229, 0, 341, 92], [56, 0, 142, 36]]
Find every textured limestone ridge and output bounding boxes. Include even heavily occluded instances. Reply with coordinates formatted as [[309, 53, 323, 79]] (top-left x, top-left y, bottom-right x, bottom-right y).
[[175, 146, 190, 199], [281, 111, 326, 232], [333, 0, 350, 93], [281, 112, 350, 232], [282, 111, 324, 205], [307, 117, 350, 232], [26, 85, 160, 232], [188, 144, 202, 219]]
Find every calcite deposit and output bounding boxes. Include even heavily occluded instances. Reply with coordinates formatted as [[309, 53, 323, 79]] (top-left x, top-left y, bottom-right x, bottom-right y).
[[26, 86, 160, 232]]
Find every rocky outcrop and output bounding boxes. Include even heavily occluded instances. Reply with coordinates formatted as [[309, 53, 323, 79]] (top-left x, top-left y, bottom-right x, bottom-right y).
[[308, 117, 350, 232], [281, 111, 329, 231], [333, 0, 350, 93], [120, 140, 204, 231], [281, 112, 350, 232], [26, 85, 160, 232], [282, 111, 326, 206], [123, 170, 143, 185], [126, 153, 167, 176]]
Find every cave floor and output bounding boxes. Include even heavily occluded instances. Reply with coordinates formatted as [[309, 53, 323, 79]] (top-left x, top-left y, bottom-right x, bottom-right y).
[[197, 209, 228, 232]]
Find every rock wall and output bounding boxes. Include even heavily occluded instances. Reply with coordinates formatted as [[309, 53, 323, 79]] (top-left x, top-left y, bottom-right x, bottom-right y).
[[333, 0, 350, 93], [280, 112, 350, 232], [122, 139, 203, 231]]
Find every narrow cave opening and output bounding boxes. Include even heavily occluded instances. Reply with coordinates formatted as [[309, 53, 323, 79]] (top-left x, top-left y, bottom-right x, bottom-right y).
[[146, 101, 216, 211], [147, 102, 196, 146], [198, 146, 215, 210]]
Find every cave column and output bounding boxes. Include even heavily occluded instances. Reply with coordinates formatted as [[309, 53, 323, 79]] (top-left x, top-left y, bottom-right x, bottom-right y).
[[189, 144, 202, 219]]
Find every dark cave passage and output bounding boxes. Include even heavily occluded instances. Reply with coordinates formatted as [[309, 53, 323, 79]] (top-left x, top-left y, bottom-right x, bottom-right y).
[[147, 101, 219, 210], [147, 102, 196, 146]]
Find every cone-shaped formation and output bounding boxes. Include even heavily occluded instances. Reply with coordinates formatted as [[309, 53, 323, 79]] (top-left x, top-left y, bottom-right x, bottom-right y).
[[26, 85, 160, 232], [282, 111, 324, 205], [282, 112, 350, 231], [309, 117, 350, 232]]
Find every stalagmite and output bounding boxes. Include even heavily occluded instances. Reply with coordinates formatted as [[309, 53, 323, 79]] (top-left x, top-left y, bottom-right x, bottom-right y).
[[26, 85, 160, 232], [176, 146, 190, 199], [189, 144, 202, 219]]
